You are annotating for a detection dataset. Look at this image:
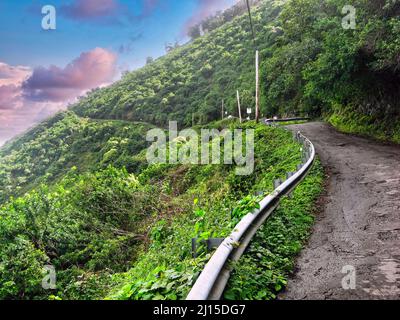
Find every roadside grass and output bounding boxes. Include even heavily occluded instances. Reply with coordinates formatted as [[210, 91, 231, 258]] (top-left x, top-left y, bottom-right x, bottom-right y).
[[328, 108, 400, 144], [225, 159, 324, 300], [0, 120, 320, 300], [107, 122, 306, 300], [274, 120, 310, 126]]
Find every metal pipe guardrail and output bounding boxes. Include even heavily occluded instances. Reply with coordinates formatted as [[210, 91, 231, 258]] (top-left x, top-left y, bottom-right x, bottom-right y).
[[186, 129, 315, 300], [265, 117, 311, 123]]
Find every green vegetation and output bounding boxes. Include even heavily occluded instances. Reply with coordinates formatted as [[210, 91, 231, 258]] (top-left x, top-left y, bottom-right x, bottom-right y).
[[0, 122, 306, 300], [328, 106, 400, 143], [3, 0, 394, 301], [272, 120, 311, 126], [0, 166, 154, 299], [262, 0, 400, 142], [109, 122, 304, 300], [0, 112, 154, 203], [71, 1, 282, 126], [225, 160, 324, 300]]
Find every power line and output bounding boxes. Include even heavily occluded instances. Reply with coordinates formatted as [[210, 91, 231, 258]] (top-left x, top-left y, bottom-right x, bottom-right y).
[[244, 0, 260, 123], [245, 0, 257, 49]]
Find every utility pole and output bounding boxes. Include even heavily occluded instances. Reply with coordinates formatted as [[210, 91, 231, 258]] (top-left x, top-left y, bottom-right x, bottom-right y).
[[221, 99, 225, 120], [255, 50, 260, 123], [237, 90, 242, 123]]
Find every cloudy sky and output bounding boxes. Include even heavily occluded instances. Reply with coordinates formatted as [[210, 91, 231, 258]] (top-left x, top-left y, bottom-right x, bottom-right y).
[[0, 0, 237, 146]]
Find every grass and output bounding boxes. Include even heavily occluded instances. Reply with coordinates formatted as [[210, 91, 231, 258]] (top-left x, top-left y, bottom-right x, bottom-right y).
[[328, 107, 400, 144], [105, 121, 308, 300], [225, 159, 324, 300], [0, 120, 325, 300], [275, 120, 310, 126]]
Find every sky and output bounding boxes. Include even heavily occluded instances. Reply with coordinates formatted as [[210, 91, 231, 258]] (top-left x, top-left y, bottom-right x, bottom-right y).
[[0, 0, 238, 146]]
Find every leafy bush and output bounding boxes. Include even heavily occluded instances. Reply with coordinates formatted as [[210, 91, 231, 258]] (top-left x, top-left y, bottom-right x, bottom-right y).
[[262, 0, 400, 141], [225, 160, 324, 300], [107, 122, 305, 300], [0, 113, 154, 203], [0, 166, 157, 300]]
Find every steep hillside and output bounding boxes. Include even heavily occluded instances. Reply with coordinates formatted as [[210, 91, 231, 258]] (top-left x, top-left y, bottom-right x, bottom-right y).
[[7, 0, 396, 301], [2, 0, 398, 205], [1, 0, 314, 301], [0, 0, 284, 204], [0, 112, 154, 203], [262, 0, 400, 142], [0, 120, 318, 300], [71, 0, 282, 126]]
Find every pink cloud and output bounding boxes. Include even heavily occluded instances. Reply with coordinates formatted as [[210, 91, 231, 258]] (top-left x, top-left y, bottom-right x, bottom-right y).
[[60, 0, 159, 23], [0, 63, 31, 111], [184, 0, 236, 32], [23, 47, 117, 102], [0, 62, 31, 86], [0, 62, 56, 145], [62, 0, 120, 21], [0, 48, 117, 146], [0, 101, 66, 146], [0, 85, 21, 110]]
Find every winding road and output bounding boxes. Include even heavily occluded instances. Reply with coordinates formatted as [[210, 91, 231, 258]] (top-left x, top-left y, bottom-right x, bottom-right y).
[[282, 122, 400, 300]]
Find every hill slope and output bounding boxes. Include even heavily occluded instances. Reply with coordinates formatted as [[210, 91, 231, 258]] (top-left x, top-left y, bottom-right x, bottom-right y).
[[0, 0, 284, 203], [3, 0, 397, 301], [0, 0, 302, 300], [0, 112, 154, 203], [262, 0, 400, 142], [0, 120, 320, 300], [71, 0, 282, 126]]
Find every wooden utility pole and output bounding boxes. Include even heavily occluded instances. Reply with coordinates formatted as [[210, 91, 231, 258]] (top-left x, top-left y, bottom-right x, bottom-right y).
[[236, 90, 242, 123], [255, 50, 260, 123], [221, 99, 225, 120]]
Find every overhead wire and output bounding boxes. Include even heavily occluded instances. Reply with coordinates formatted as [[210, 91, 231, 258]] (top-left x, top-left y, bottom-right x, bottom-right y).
[[245, 0, 257, 49]]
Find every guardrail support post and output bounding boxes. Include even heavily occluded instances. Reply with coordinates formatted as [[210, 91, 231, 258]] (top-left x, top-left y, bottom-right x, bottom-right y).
[[192, 238, 226, 258], [191, 238, 199, 258], [207, 238, 225, 252], [273, 179, 282, 189], [286, 172, 295, 198]]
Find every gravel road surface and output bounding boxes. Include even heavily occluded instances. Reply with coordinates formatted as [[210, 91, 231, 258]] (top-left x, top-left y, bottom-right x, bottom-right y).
[[282, 122, 400, 300]]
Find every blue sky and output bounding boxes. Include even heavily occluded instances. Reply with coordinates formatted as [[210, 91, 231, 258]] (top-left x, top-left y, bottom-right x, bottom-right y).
[[0, 0, 237, 145], [0, 0, 236, 69]]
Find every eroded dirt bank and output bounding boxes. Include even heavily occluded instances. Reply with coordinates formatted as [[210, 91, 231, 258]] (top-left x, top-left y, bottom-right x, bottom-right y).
[[283, 122, 400, 300]]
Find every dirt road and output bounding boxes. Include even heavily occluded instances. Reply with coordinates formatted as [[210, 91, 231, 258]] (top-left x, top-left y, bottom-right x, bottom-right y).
[[283, 122, 400, 300]]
